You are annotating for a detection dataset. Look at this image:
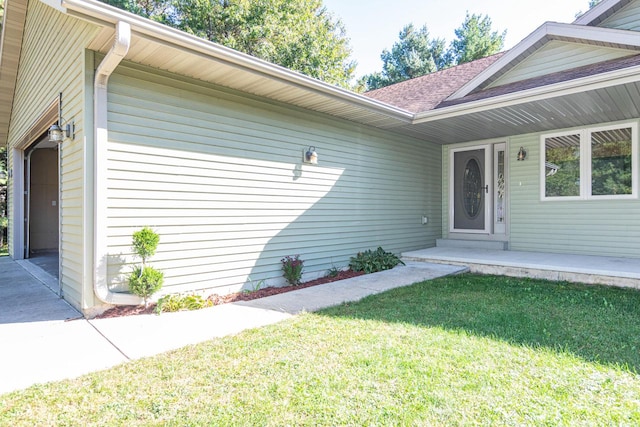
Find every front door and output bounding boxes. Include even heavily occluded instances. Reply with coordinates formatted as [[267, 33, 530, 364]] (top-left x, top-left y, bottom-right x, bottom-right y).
[[451, 145, 491, 233]]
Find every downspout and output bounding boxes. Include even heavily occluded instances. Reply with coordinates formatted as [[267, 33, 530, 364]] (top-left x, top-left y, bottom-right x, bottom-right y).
[[93, 21, 141, 305]]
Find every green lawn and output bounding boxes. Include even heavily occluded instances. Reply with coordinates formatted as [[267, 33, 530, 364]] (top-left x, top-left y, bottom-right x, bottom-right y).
[[2, 274, 640, 425]]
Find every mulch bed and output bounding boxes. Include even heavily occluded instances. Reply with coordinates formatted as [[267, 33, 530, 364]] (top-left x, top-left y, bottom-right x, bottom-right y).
[[95, 269, 365, 319]]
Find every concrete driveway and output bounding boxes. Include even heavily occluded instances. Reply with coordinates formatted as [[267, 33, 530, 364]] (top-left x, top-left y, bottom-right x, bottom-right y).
[[0, 257, 129, 394]]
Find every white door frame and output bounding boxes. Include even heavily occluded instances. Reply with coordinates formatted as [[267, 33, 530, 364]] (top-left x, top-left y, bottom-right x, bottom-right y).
[[493, 143, 507, 236], [449, 144, 492, 234], [10, 148, 25, 260]]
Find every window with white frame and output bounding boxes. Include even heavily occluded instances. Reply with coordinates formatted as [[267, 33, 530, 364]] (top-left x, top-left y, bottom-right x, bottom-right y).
[[541, 122, 638, 200]]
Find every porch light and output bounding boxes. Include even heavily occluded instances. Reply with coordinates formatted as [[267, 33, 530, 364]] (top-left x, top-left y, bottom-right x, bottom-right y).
[[48, 122, 74, 143], [48, 92, 75, 143], [304, 146, 318, 164], [517, 146, 527, 161]]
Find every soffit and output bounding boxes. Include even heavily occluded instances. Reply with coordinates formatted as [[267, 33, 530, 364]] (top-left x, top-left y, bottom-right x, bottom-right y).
[[75, 6, 413, 131], [0, 0, 29, 147]]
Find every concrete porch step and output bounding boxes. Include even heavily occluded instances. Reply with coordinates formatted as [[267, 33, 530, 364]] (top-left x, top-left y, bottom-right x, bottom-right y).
[[402, 247, 640, 290], [436, 238, 508, 251]]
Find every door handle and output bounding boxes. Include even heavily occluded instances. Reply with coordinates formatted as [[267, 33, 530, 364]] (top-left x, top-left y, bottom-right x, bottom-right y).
[[484, 185, 489, 194]]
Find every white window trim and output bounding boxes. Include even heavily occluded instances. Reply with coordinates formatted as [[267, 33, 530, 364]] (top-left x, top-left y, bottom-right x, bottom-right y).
[[540, 121, 638, 201]]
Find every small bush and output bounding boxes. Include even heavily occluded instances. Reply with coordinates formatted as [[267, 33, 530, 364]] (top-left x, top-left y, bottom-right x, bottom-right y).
[[156, 293, 212, 314], [349, 247, 405, 274], [128, 227, 163, 305], [128, 265, 164, 303], [327, 265, 341, 278], [281, 255, 304, 286], [132, 227, 160, 262]]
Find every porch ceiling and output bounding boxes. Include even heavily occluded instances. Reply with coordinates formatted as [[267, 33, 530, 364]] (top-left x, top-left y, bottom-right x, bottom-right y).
[[390, 80, 640, 143]]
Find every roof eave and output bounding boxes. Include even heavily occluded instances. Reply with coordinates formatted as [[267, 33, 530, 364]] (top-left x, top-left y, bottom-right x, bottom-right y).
[[413, 63, 640, 124], [59, 0, 414, 124]]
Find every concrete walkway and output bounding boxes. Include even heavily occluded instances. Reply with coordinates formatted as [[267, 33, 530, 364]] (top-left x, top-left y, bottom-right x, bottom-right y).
[[0, 256, 466, 395]]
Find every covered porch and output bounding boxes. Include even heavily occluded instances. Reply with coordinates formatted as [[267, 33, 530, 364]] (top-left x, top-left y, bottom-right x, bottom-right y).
[[403, 246, 640, 290]]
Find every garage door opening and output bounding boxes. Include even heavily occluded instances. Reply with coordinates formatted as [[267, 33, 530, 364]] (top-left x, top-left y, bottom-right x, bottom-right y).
[[24, 134, 59, 279]]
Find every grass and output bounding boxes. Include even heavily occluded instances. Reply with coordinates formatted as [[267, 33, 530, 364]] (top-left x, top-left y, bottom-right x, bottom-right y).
[[2, 274, 640, 425], [0, 245, 7, 257]]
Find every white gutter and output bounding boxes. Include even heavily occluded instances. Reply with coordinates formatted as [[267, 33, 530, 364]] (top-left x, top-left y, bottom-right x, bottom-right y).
[[93, 21, 141, 305]]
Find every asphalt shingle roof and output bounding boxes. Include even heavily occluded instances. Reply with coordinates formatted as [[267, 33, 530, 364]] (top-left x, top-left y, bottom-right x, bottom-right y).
[[364, 50, 640, 114], [363, 53, 505, 113]]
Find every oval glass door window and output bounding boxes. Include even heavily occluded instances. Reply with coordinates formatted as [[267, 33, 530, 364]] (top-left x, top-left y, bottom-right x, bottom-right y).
[[463, 158, 482, 218]]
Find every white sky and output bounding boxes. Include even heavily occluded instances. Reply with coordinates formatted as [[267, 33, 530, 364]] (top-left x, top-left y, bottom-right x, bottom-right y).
[[322, 0, 593, 77]]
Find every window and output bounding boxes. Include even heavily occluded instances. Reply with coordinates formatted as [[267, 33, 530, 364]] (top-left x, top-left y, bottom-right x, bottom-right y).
[[541, 123, 637, 200]]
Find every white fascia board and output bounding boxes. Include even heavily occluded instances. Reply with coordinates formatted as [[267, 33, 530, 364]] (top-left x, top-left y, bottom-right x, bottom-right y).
[[413, 63, 640, 124], [59, 0, 413, 123], [573, 0, 624, 25], [448, 21, 640, 101]]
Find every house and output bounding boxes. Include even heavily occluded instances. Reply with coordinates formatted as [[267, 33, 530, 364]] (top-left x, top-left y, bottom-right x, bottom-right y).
[[2, 0, 640, 316]]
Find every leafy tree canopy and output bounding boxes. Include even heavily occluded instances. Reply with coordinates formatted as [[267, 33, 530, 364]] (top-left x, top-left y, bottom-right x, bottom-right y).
[[449, 13, 505, 66], [362, 12, 505, 91], [360, 24, 448, 91], [102, 0, 355, 88]]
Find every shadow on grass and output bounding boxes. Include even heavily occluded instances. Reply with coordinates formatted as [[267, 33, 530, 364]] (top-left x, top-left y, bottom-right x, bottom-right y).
[[320, 273, 640, 372]]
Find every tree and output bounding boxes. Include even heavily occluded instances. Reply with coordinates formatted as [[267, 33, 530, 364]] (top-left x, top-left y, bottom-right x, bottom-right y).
[[361, 24, 450, 90], [1, 0, 4, 33], [101, 0, 355, 88], [361, 14, 504, 91], [449, 13, 505, 66]]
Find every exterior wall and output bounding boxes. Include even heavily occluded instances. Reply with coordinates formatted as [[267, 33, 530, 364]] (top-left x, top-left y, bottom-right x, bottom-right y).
[[600, 0, 640, 31], [102, 62, 442, 296], [489, 40, 634, 88], [6, 0, 99, 309], [443, 119, 640, 259], [509, 120, 640, 258]]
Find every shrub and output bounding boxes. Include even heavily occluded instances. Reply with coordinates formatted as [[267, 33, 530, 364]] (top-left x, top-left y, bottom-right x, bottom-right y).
[[327, 265, 341, 278], [156, 293, 212, 314], [128, 227, 163, 305], [349, 247, 405, 274], [132, 227, 160, 262], [128, 266, 164, 304], [281, 254, 304, 286]]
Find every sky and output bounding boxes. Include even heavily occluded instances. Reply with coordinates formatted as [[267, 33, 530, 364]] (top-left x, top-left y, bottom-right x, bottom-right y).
[[322, 0, 593, 77]]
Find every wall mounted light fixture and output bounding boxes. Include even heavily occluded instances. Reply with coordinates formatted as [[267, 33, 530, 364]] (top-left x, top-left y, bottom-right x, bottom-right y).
[[304, 146, 318, 165], [48, 93, 75, 143], [517, 146, 527, 161]]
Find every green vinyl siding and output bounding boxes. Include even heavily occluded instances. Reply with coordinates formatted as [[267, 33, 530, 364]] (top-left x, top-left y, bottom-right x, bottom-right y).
[[7, 0, 99, 310], [104, 63, 442, 295], [509, 124, 640, 258], [600, 0, 640, 31]]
